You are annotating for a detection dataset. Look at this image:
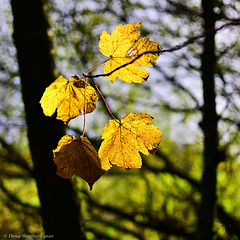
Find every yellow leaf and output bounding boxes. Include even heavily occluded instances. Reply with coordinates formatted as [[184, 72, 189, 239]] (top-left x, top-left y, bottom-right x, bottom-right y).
[[53, 135, 106, 190], [99, 23, 161, 83], [40, 75, 98, 124], [98, 113, 163, 170]]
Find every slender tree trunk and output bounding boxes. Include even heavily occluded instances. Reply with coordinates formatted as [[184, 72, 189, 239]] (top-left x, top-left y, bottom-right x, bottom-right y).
[[198, 0, 219, 239], [11, 0, 86, 239]]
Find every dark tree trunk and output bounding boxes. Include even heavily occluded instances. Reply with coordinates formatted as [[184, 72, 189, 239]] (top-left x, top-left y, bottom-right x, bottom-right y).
[[11, 0, 86, 239], [198, 0, 219, 239]]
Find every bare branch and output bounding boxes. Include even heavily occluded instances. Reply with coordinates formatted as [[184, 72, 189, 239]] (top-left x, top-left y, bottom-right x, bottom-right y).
[[0, 137, 33, 175], [81, 189, 196, 239], [160, 20, 240, 53], [0, 181, 39, 213], [143, 151, 200, 190]]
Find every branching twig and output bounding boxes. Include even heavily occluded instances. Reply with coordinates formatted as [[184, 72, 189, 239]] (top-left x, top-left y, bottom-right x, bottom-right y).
[[83, 20, 240, 80]]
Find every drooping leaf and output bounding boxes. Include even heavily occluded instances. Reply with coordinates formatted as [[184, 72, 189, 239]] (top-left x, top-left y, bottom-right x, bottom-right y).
[[53, 135, 106, 190], [98, 113, 162, 170], [99, 23, 161, 83], [40, 75, 98, 124]]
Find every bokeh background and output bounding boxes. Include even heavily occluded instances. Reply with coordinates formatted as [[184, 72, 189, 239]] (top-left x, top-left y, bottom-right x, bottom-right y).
[[0, 0, 240, 239]]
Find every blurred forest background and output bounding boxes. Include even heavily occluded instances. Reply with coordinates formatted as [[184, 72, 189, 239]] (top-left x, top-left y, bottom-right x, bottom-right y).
[[0, 0, 240, 239]]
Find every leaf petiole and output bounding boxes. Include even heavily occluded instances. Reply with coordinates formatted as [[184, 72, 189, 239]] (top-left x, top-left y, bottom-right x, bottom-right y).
[[89, 77, 120, 124], [77, 59, 109, 82], [81, 77, 88, 138]]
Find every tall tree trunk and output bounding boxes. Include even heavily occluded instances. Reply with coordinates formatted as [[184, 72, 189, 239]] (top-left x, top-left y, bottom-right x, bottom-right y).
[[198, 0, 219, 239], [11, 0, 86, 239]]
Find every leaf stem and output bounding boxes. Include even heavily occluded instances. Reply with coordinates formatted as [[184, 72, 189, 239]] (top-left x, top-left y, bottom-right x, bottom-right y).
[[77, 59, 109, 82], [85, 59, 109, 75], [89, 77, 120, 124], [81, 77, 88, 138]]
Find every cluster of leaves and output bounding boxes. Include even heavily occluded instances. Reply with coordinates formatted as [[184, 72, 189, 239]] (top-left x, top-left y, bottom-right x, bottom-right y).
[[40, 23, 163, 190]]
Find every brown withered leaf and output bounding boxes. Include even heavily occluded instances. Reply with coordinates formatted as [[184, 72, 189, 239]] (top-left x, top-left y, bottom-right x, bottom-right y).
[[53, 135, 106, 190]]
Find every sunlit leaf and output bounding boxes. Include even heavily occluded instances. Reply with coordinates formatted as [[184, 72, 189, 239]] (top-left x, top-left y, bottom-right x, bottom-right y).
[[99, 23, 161, 83], [53, 135, 106, 190], [40, 75, 98, 124], [99, 113, 162, 170]]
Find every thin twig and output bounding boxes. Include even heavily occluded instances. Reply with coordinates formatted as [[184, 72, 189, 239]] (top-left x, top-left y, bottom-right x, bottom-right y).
[[161, 20, 240, 53], [83, 20, 240, 79]]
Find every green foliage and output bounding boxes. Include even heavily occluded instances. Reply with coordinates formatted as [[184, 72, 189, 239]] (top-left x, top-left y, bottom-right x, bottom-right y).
[[0, 136, 240, 238]]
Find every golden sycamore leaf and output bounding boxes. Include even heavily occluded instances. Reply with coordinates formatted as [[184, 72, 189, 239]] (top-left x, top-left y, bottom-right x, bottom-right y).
[[98, 113, 163, 171], [53, 135, 106, 190], [99, 22, 161, 83], [40, 75, 98, 124]]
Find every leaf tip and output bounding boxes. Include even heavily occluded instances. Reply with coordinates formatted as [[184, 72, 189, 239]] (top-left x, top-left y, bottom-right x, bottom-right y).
[[148, 143, 160, 155]]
